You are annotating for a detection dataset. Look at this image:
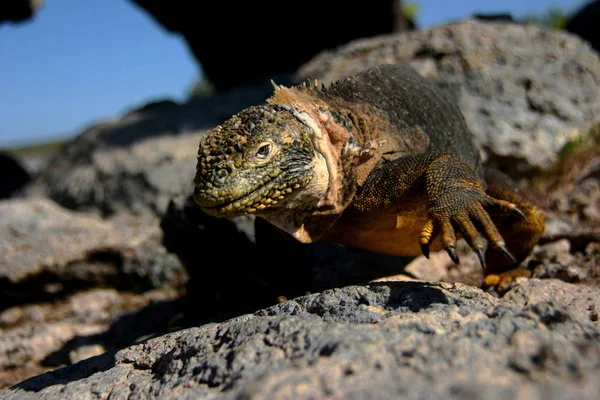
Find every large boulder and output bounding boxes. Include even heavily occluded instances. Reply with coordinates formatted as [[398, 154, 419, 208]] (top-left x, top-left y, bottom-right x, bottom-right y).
[[0, 287, 180, 390], [0, 0, 42, 25], [0, 151, 31, 200], [129, 0, 413, 91], [565, 0, 600, 53], [2, 282, 599, 399], [0, 198, 187, 389], [0, 198, 186, 308], [297, 19, 600, 175]]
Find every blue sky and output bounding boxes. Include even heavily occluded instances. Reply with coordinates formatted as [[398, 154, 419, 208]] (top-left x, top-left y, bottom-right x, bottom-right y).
[[0, 0, 586, 148]]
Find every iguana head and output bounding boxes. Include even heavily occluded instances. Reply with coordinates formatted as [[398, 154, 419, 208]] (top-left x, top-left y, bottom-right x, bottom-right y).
[[193, 104, 329, 218]]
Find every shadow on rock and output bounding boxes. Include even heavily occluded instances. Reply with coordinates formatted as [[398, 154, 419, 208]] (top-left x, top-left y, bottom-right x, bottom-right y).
[[160, 195, 414, 326], [372, 281, 450, 311], [38, 297, 183, 370], [10, 351, 117, 393], [0, 151, 32, 199]]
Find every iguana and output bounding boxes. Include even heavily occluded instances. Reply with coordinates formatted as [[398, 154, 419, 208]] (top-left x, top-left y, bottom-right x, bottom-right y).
[[193, 64, 546, 280]]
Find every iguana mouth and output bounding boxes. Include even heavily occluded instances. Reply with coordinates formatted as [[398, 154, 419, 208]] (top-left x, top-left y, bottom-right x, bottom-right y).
[[197, 175, 293, 216]]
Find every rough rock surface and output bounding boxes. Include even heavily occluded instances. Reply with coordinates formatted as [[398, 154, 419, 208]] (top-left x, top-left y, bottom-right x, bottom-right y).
[[539, 126, 600, 238], [0, 198, 186, 307], [2, 282, 599, 399], [298, 19, 600, 174], [0, 287, 180, 390], [504, 278, 600, 325]]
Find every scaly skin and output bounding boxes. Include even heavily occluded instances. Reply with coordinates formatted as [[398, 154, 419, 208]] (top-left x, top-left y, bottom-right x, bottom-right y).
[[193, 64, 546, 278], [194, 104, 316, 216]]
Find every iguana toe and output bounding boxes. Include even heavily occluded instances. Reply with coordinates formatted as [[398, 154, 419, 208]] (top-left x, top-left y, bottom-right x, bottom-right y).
[[484, 195, 526, 219], [425, 192, 521, 270]]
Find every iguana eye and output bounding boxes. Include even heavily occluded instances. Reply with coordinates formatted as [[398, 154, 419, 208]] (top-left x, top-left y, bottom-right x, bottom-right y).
[[255, 142, 272, 159]]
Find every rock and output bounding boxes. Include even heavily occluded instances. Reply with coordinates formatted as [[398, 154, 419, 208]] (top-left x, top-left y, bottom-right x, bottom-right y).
[[504, 278, 600, 325], [129, 0, 413, 91], [0, 198, 186, 307], [546, 177, 600, 234], [297, 19, 600, 175], [28, 130, 203, 216], [2, 283, 599, 399], [25, 82, 279, 216], [0, 287, 180, 390], [0, 0, 42, 25], [402, 240, 483, 286], [0, 151, 31, 200], [565, 0, 600, 53]]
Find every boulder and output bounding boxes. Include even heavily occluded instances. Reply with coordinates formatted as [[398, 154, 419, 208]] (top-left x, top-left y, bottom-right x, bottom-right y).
[[0, 287, 180, 390], [297, 19, 600, 175], [565, 0, 600, 52], [0, 151, 31, 199], [0, 0, 42, 25], [2, 282, 599, 399], [0, 198, 186, 308], [129, 0, 413, 91]]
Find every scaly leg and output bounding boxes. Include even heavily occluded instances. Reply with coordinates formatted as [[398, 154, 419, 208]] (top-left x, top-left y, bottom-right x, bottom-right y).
[[418, 154, 529, 272], [339, 152, 536, 274]]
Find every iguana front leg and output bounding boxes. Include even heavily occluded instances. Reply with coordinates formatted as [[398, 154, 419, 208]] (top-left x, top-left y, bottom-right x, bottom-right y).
[[419, 153, 524, 267], [341, 152, 526, 269]]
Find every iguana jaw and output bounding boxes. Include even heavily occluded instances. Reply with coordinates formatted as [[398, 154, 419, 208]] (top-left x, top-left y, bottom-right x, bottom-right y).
[[193, 104, 331, 220]]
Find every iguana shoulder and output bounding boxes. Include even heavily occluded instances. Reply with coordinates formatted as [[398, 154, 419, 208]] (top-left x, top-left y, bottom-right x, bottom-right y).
[[267, 63, 482, 184]]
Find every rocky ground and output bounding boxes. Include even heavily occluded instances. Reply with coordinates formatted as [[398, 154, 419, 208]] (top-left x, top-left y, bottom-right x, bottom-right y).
[[1, 19, 599, 399]]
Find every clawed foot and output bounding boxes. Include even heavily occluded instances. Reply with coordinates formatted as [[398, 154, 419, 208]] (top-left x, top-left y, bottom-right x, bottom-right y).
[[419, 193, 526, 270], [482, 267, 533, 294]]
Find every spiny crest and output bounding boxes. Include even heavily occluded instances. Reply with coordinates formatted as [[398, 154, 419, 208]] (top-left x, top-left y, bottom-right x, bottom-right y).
[[270, 78, 329, 96]]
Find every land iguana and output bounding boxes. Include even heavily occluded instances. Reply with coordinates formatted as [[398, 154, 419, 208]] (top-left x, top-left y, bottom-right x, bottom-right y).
[[193, 64, 546, 281]]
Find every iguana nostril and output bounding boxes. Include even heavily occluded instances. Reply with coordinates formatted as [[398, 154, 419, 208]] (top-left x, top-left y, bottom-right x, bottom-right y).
[[215, 169, 228, 183]]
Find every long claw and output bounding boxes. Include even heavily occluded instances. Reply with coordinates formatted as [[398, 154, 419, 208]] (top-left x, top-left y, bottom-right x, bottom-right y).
[[476, 248, 486, 270], [512, 207, 525, 219], [447, 246, 460, 264], [421, 243, 430, 259], [499, 245, 517, 263]]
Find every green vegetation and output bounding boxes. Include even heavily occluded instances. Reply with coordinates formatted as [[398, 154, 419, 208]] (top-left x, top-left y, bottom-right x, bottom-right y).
[[521, 7, 571, 30], [402, 1, 420, 22], [7, 138, 67, 159]]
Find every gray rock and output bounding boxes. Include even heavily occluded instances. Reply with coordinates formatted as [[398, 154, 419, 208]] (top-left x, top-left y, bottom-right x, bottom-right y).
[[0, 287, 180, 390], [27, 131, 204, 216], [528, 241, 589, 283], [2, 282, 599, 399], [298, 19, 600, 174], [504, 278, 600, 325], [0, 198, 186, 305]]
